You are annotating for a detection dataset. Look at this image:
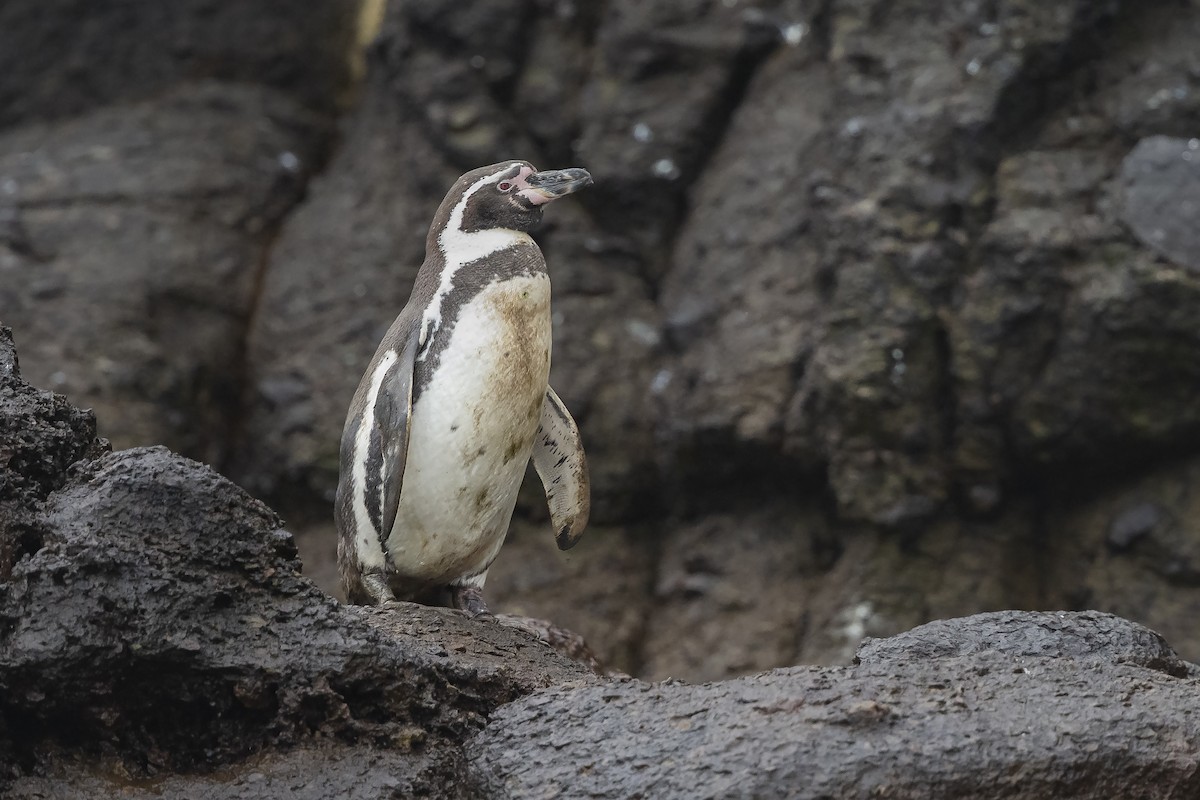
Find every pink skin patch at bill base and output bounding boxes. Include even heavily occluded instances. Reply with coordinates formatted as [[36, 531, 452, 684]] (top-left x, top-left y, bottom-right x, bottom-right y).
[[512, 165, 558, 206]]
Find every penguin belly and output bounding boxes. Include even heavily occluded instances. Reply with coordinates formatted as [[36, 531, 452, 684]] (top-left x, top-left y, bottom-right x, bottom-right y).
[[386, 273, 552, 589]]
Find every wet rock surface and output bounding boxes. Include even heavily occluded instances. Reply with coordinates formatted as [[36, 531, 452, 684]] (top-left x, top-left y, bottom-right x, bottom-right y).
[[470, 612, 1200, 800], [4, 335, 1200, 796], [2, 0, 1200, 719], [0, 326, 107, 583], [0, 338, 594, 796], [1121, 135, 1200, 272], [0, 82, 328, 467], [0, 0, 365, 127]]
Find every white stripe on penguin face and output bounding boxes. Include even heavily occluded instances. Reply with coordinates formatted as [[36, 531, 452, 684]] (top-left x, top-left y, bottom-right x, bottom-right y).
[[419, 163, 535, 351]]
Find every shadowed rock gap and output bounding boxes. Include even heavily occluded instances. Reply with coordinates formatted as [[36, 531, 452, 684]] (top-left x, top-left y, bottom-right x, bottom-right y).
[[220, 123, 354, 483], [638, 22, 789, 304]]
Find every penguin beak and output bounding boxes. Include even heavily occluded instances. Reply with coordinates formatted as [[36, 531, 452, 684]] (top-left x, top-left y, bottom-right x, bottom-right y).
[[519, 168, 593, 206]]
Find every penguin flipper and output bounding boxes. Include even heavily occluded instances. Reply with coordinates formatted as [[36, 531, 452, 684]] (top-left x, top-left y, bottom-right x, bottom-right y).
[[371, 327, 421, 544], [532, 386, 590, 550]]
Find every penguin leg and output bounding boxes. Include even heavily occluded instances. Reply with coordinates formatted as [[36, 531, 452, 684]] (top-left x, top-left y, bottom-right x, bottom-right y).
[[360, 568, 397, 606], [450, 585, 491, 618]]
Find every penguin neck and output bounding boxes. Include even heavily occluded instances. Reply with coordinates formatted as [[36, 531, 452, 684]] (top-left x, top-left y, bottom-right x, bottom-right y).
[[434, 174, 533, 270], [420, 179, 537, 347], [437, 226, 532, 271]]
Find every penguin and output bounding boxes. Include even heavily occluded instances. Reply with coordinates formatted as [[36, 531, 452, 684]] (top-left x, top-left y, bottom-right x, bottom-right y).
[[335, 161, 592, 616]]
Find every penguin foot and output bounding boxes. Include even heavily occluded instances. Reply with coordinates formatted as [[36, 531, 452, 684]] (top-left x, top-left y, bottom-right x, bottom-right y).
[[359, 569, 396, 606], [450, 585, 492, 618]]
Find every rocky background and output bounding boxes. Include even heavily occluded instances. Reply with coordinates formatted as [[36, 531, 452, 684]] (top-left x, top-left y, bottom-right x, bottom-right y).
[[4, 324, 1198, 796], [4, 1, 1200, 795], [3, 0, 1200, 687]]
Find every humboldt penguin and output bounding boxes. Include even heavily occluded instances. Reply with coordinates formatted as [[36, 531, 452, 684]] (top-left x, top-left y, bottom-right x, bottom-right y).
[[335, 161, 592, 616]]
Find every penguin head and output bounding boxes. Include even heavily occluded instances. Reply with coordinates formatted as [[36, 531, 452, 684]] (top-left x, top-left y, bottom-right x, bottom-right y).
[[442, 161, 593, 234]]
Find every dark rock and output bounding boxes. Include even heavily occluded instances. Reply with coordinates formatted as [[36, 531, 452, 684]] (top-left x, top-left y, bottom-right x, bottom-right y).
[[1108, 502, 1165, 551], [855, 610, 1190, 676], [9, 744, 464, 800], [7, 326, 1200, 798], [7, 0, 1200, 694], [952, 2, 1200, 491], [0, 344, 596, 795], [793, 509, 1043, 666], [0, 82, 329, 464], [0, 447, 592, 778], [573, 0, 796, 251], [0, 0, 364, 128], [1120, 136, 1200, 272], [0, 325, 106, 583], [0, 326, 104, 507], [468, 612, 1200, 799], [1045, 455, 1200, 662], [485, 519, 657, 676], [657, 0, 1121, 525], [638, 504, 823, 681]]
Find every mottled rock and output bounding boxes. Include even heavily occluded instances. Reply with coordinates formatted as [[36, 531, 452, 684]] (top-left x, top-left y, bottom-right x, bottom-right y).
[[469, 612, 1200, 799], [0, 0, 366, 128], [1121, 135, 1200, 272], [0, 344, 596, 796], [0, 447, 592, 773], [0, 326, 106, 583], [486, 519, 656, 676], [8, 745, 463, 800], [574, 0, 797, 250], [1108, 502, 1165, 551], [638, 504, 823, 681], [1044, 455, 1200, 666], [951, 2, 1200, 495], [795, 510, 1042, 665], [0, 327, 103, 507], [660, 0, 1122, 525], [0, 83, 327, 464], [855, 610, 1190, 675], [7, 0, 1200, 698]]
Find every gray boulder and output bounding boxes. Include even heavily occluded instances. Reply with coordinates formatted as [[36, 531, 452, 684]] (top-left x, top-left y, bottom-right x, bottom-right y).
[[470, 612, 1200, 799]]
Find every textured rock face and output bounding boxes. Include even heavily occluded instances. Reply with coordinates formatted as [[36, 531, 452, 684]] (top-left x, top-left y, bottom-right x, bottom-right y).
[[0, 327, 106, 582], [3, 330, 1200, 797], [0, 0, 366, 127], [3, 0, 1200, 681], [0, 83, 327, 466], [470, 612, 1200, 800], [0, 335, 595, 796]]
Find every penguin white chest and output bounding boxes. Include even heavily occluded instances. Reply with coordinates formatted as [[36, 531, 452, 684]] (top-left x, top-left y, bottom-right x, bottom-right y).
[[387, 273, 552, 585]]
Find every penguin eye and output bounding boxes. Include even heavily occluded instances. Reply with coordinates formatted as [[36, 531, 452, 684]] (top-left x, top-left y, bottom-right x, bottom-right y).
[[498, 181, 513, 192]]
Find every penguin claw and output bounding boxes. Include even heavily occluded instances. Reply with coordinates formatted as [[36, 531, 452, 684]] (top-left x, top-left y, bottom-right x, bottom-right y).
[[451, 585, 492, 619]]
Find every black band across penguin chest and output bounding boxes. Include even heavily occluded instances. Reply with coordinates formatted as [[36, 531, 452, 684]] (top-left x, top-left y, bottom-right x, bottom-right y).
[[413, 245, 547, 402]]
